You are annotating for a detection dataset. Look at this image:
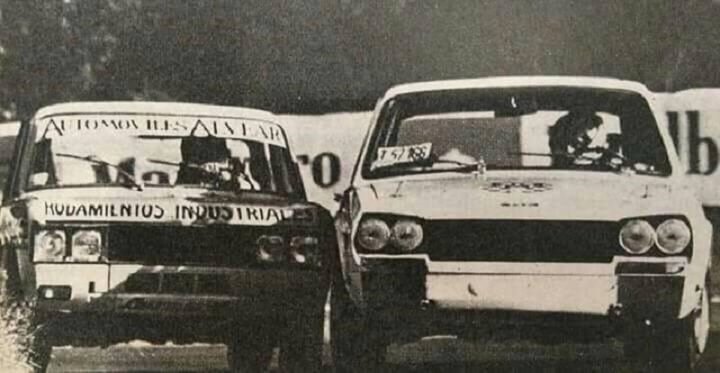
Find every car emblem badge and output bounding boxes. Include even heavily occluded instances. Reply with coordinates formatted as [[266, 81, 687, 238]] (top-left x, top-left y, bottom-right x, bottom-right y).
[[484, 181, 552, 193]]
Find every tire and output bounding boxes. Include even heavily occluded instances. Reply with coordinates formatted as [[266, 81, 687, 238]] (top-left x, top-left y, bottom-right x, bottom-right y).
[[226, 325, 275, 373], [624, 277, 710, 372], [278, 309, 324, 373], [330, 274, 386, 373], [28, 319, 52, 373], [2, 245, 22, 301]]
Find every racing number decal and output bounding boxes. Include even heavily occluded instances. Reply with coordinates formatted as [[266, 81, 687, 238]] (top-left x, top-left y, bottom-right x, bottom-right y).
[[296, 153, 341, 188], [372, 143, 433, 169]]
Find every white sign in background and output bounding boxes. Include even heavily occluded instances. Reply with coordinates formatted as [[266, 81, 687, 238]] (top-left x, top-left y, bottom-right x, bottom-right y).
[[277, 112, 371, 210], [657, 89, 720, 208]]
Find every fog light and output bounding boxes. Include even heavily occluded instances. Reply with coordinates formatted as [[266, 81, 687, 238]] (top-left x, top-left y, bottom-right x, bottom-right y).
[[256, 235, 286, 263], [37, 285, 72, 300], [290, 236, 320, 266]]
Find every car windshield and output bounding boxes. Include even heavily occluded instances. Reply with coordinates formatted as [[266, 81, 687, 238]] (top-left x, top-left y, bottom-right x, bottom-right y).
[[27, 113, 303, 195], [362, 86, 672, 178]]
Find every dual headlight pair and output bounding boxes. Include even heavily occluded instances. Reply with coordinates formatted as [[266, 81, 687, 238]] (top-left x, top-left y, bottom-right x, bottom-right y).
[[355, 216, 424, 253], [256, 234, 322, 266], [355, 215, 692, 257], [33, 229, 102, 262], [619, 218, 692, 255]]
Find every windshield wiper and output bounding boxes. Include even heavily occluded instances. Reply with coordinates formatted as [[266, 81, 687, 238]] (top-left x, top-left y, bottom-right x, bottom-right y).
[[430, 158, 487, 174], [372, 156, 487, 175], [55, 152, 144, 191]]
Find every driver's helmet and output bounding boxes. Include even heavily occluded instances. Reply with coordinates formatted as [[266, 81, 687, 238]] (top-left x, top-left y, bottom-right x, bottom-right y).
[[180, 135, 230, 165], [549, 109, 603, 151], [555, 109, 603, 135]]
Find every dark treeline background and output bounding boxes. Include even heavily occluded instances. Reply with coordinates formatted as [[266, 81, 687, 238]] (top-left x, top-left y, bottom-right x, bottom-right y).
[[1, 0, 720, 119]]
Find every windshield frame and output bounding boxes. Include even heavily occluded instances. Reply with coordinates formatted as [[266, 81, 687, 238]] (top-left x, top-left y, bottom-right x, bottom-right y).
[[360, 86, 673, 180]]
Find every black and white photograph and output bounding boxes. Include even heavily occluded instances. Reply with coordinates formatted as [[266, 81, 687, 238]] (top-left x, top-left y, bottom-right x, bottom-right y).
[[1, 1, 720, 372]]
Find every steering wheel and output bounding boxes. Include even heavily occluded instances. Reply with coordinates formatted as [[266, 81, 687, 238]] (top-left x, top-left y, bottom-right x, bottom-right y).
[[585, 147, 629, 170]]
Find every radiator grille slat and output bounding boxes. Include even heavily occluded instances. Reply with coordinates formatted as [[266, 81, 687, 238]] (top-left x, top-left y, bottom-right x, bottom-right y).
[[107, 225, 279, 266], [421, 220, 619, 263]]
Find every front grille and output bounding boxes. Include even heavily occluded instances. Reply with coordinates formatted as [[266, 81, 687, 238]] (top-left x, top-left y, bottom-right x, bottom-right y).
[[420, 220, 619, 263], [107, 224, 297, 266], [123, 272, 230, 295]]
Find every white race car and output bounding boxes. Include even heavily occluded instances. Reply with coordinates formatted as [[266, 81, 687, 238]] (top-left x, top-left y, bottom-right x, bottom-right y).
[[0, 102, 334, 372], [332, 76, 712, 371]]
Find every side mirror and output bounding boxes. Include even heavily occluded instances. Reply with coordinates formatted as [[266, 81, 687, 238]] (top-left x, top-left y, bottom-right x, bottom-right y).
[[333, 193, 343, 202]]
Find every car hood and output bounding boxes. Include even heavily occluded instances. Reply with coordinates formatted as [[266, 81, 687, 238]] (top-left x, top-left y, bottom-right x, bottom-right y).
[[355, 172, 697, 221], [22, 186, 318, 226]]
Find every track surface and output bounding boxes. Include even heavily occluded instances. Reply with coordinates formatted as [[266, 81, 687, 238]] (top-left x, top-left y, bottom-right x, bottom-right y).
[[43, 302, 720, 372], [43, 334, 720, 372]]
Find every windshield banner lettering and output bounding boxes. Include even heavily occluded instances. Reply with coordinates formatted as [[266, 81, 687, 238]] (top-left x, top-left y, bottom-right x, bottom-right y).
[[33, 200, 310, 226], [38, 115, 287, 147]]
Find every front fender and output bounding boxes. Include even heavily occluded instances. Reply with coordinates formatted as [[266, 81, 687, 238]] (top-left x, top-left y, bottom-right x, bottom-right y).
[[0, 204, 34, 300]]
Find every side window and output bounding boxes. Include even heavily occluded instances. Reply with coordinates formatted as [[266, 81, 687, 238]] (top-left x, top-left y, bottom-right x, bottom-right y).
[[2, 121, 31, 203], [29, 139, 56, 185], [269, 145, 304, 198]]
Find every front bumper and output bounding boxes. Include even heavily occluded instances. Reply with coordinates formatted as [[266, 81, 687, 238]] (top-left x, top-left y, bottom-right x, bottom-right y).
[[357, 256, 698, 323], [34, 264, 328, 344]]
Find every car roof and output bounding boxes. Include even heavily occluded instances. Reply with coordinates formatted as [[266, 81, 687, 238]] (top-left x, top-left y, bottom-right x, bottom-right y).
[[33, 101, 279, 123], [383, 76, 651, 99]]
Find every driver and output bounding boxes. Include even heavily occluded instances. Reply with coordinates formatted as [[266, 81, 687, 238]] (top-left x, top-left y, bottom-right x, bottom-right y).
[[176, 136, 259, 190], [548, 109, 603, 167]]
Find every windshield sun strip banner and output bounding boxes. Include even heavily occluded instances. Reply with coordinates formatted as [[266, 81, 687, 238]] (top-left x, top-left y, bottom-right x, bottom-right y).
[[36, 115, 287, 148]]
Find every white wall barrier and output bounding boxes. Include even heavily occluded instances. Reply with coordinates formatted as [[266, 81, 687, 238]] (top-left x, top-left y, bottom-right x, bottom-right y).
[[278, 112, 371, 210], [658, 89, 720, 209]]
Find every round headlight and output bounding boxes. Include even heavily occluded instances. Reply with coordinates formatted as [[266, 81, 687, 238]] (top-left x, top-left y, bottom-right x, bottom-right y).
[[71, 230, 102, 261], [256, 235, 286, 263], [390, 220, 424, 252], [356, 218, 390, 252], [34, 230, 66, 262], [619, 219, 654, 254], [656, 219, 691, 254], [290, 236, 320, 265]]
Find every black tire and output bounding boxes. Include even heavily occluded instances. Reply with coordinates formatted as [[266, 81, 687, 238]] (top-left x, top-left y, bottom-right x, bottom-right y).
[[278, 308, 324, 373], [330, 274, 386, 373], [226, 325, 275, 373], [28, 319, 52, 373], [624, 278, 710, 372], [2, 245, 22, 301]]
